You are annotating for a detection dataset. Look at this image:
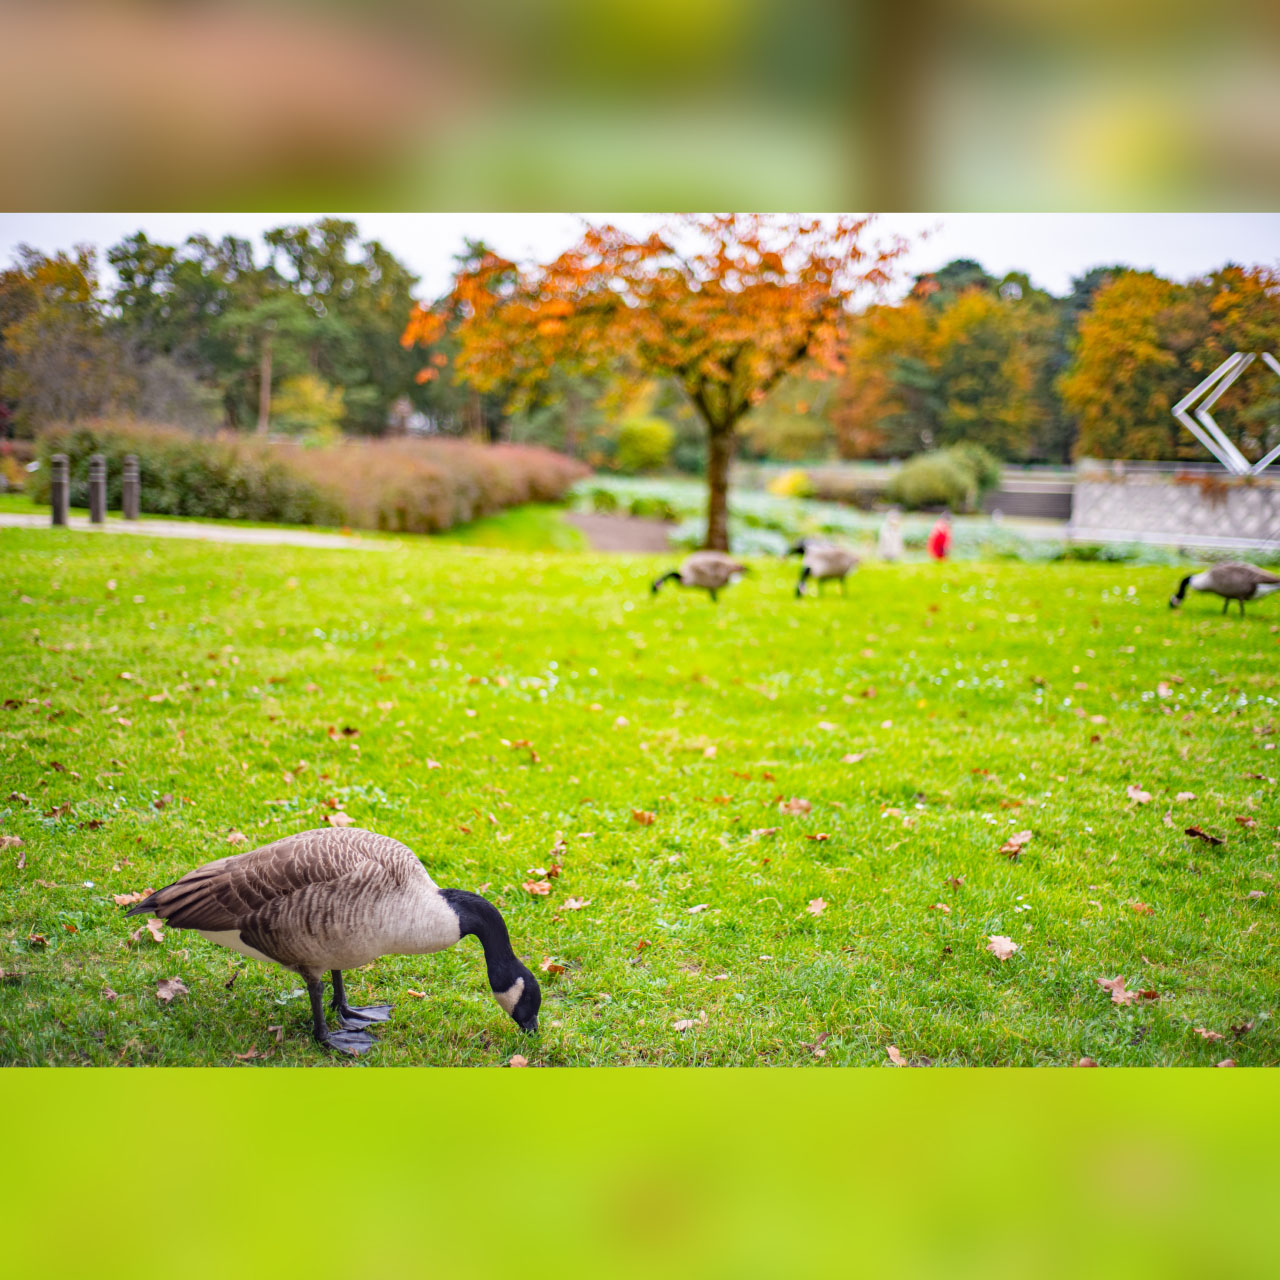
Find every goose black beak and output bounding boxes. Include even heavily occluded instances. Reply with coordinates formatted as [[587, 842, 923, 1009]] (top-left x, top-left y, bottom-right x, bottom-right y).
[[520, 1017, 539, 1034]]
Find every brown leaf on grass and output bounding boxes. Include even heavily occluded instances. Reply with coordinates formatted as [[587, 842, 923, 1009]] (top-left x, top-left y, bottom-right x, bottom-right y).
[[234, 1047, 262, 1061], [946, 875, 965, 891], [425, 759, 442, 770], [805, 833, 831, 843], [112, 892, 145, 906], [634, 938, 651, 953], [456, 825, 472, 835], [0, 834, 23, 850], [841, 753, 866, 764], [631, 809, 656, 826], [806, 898, 827, 916], [153, 794, 174, 811], [1235, 816, 1258, 829], [508, 1054, 529, 1067], [687, 903, 710, 914], [1129, 901, 1155, 916], [780, 797, 812, 815], [539, 958, 567, 975], [27, 932, 47, 948], [1077, 1057, 1099, 1067], [999, 830, 1032, 858], [405, 990, 427, 999], [886, 1045, 906, 1066], [1216, 1058, 1237, 1067], [750, 827, 780, 839], [145, 918, 165, 943], [1126, 785, 1152, 804], [986, 935, 1019, 960], [1175, 791, 1197, 802], [8, 792, 32, 806], [1230, 1020, 1255, 1038], [673, 1011, 708, 1032], [226, 830, 248, 846], [1096, 976, 1139, 1005], [103, 986, 119, 1001], [326, 811, 354, 827], [1185, 826, 1225, 845], [1247, 890, 1267, 900], [929, 903, 951, 913], [522, 880, 551, 896], [562, 897, 591, 911], [155, 977, 189, 1004], [1195, 1027, 1224, 1041]]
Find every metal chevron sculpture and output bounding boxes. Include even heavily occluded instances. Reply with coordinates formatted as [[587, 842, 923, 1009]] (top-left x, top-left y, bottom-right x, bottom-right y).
[[1172, 352, 1280, 476]]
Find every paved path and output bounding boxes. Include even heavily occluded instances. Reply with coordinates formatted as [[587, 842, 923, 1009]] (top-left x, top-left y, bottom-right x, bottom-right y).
[[0, 512, 396, 551], [564, 512, 674, 551]]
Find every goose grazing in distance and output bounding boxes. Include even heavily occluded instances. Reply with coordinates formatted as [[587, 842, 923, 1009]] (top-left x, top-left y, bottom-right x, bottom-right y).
[[787, 538, 859, 598], [651, 550, 749, 603], [125, 827, 541, 1055], [1169, 562, 1280, 617]]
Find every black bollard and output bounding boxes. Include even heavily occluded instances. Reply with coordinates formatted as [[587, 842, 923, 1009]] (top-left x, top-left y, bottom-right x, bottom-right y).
[[51, 454, 69, 526], [122, 454, 140, 520], [88, 454, 106, 524]]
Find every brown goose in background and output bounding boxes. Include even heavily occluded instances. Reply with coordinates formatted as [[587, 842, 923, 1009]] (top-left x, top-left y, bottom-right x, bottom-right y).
[[787, 539, 859, 598], [651, 550, 749, 603], [1169, 562, 1280, 617], [126, 827, 540, 1055]]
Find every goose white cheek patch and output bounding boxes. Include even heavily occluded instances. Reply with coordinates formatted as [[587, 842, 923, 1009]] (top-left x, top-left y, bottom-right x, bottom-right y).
[[494, 976, 524, 1015]]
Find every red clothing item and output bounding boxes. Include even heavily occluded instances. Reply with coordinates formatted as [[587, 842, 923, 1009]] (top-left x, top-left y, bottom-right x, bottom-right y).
[[928, 519, 951, 559]]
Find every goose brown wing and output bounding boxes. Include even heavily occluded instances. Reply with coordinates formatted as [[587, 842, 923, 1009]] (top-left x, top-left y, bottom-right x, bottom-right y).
[[126, 828, 418, 932]]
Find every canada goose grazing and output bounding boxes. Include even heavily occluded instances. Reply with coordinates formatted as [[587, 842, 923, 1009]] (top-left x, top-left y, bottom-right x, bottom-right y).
[[125, 827, 541, 1055], [1169, 562, 1280, 617], [651, 550, 749, 603], [788, 539, 859, 598]]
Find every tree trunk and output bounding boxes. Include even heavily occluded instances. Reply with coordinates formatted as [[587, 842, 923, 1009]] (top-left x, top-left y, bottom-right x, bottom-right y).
[[704, 416, 737, 551], [256, 332, 274, 435]]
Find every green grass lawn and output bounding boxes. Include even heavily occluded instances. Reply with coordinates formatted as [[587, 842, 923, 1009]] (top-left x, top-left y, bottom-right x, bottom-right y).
[[1, 526, 1277, 1067]]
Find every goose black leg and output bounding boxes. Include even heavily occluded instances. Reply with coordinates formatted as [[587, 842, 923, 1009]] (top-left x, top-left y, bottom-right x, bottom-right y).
[[331, 969, 393, 1029], [306, 976, 376, 1055], [1223, 598, 1230, 615], [709, 587, 719, 603], [796, 566, 811, 598]]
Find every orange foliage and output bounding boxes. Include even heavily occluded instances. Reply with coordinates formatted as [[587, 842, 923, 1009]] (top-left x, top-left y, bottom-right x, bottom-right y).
[[402, 215, 905, 547]]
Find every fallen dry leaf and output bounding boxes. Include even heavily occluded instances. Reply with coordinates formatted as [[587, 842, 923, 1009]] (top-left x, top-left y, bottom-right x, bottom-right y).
[[780, 797, 812, 815], [103, 986, 119, 1001], [1247, 890, 1267, 900], [405, 989, 427, 998], [1235, 816, 1258, 829], [1096, 975, 1139, 1005], [1185, 826, 1225, 846], [155, 977, 189, 1004], [631, 809, 656, 826], [1175, 791, 1197, 802], [326, 811, 354, 828], [539, 959, 567, 975], [0, 834, 24, 850], [1129, 901, 1155, 916], [226, 830, 248, 846], [562, 897, 591, 911], [1231, 1020, 1255, 1038], [1194, 1027, 1224, 1042], [143, 917, 164, 943], [1077, 1057, 1099, 1067], [508, 1054, 529, 1067], [673, 1011, 708, 1032], [112, 892, 145, 906], [841, 752, 866, 764], [234, 1047, 262, 1061], [805, 833, 831, 843], [425, 759, 442, 770], [1216, 1058, 1236, 1067], [806, 897, 827, 916], [986, 935, 1019, 961], [522, 880, 552, 896], [999, 830, 1033, 858], [929, 903, 951, 913], [1126, 785, 1152, 804], [687, 903, 710, 914], [886, 1045, 906, 1066], [750, 827, 780, 839]]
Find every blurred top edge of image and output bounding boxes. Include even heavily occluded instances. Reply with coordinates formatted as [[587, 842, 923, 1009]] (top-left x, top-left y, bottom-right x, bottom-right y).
[[1, 0, 1278, 210]]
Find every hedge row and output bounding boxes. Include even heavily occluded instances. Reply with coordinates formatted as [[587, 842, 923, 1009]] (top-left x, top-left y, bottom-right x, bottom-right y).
[[33, 422, 589, 532]]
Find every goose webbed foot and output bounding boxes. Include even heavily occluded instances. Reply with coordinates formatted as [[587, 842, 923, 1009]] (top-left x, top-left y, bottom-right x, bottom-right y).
[[329, 969, 394, 1028], [317, 1026, 378, 1056], [336, 1003, 394, 1029]]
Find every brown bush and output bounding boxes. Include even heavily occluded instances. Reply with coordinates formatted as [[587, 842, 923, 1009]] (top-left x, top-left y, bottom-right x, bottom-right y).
[[34, 421, 588, 532]]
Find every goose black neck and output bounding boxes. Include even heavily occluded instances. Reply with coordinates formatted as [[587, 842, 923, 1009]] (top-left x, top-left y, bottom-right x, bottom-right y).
[[441, 888, 522, 991], [1175, 575, 1191, 601]]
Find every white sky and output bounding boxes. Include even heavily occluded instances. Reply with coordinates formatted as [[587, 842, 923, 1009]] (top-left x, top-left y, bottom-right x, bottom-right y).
[[2, 212, 1277, 299]]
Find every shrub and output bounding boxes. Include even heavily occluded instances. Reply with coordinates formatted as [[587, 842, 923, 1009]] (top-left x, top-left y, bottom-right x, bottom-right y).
[[33, 421, 588, 533], [766, 468, 814, 499], [614, 415, 675, 474], [887, 445, 1002, 512]]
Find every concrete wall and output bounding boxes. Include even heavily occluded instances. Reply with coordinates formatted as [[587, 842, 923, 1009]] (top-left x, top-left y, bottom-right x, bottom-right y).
[[1070, 466, 1280, 549]]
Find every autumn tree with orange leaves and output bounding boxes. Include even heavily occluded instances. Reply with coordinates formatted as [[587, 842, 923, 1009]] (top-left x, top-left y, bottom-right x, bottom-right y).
[[402, 215, 904, 550]]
